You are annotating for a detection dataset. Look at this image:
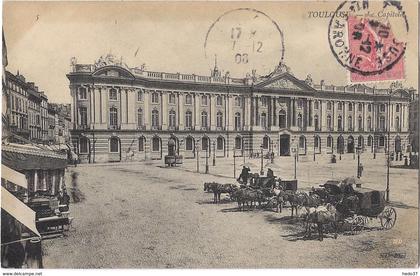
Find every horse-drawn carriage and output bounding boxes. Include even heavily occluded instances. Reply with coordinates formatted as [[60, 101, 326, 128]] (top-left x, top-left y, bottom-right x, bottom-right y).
[[343, 188, 397, 234], [310, 178, 397, 235]]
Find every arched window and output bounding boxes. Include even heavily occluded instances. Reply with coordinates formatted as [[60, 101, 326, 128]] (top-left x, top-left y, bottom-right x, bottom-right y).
[[327, 136, 333, 148], [367, 135, 373, 146], [109, 88, 117, 100], [201, 111, 208, 127], [80, 106, 88, 126], [138, 137, 145, 151], [151, 92, 159, 104], [137, 108, 143, 127], [261, 97, 268, 107], [314, 115, 319, 131], [358, 115, 363, 131], [395, 116, 400, 131], [168, 110, 176, 127], [137, 90, 143, 101], [338, 115, 343, 131], [185, 94, 192, 105], [216, 111, 223, 128], [109, 137, 119, 153], [109, 107, 118, 127], [358, 136, 364, 148], [79, 87, 87, 100], [201, 95, 208, 106], [299, 136, 306, 153], [168, 93, 176, 104], [327, 101, 332, 111], [348, 116, 353, 130], [338, 102, 343, 111], [235, 112, 241, 130], [327, 115, 332, 130], [314, 136, 321, 153], [185, 111, 192, 128], [216, 95, 223, 106], [79, 137, 89, 153], [263, 136, 270, 150], [379, 116, 386, 130], [202, 137, 209, 151], [367, 116, 372, 131], [261, 112, 267, 128], [279, 110, 286, 128], [152, 136, 160, 152], [235, 136, 242, 150], [379, 135, 385, 147], [234, 96, 241, 107], [151, 109, 159, 127], [185, 136, 194, 151], [217, 136, 224, 150], [380, 104, 385, 112], [297, 113, 302, 128]]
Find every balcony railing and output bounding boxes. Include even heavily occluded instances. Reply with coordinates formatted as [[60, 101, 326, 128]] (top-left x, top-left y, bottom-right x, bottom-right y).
[[137, 125, 146, 130], [215, 126, 225, 131], [168, 126, 179, 131], [200, 126, 209, 131], [108, 125, 121, 130], [151, 125, 162, 131]]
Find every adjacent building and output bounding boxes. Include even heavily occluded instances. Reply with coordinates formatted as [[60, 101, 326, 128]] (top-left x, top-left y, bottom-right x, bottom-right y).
[[67, 54, 415, 164], [409, 92, 419, 153]]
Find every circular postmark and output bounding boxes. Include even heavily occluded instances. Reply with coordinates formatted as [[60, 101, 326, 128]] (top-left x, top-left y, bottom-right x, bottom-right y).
[[204, 8, 284, 77], [328, 0, 409, 76]]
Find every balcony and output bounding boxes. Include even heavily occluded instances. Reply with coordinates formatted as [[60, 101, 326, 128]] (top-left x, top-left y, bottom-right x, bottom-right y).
[[215, 126, 225, 131], [200, 126, 209, 131], [151, 125, 162, 131], [184, 126, 194, 131], [108, 125, 121, 130], [234, 126, 244, 131], [168, 126, 179, 131], [137, 125, 146, 130]]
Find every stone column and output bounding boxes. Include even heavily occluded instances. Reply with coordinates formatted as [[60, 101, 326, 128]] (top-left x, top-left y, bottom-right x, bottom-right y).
[[245, 96, 251, 129], [144, 91, 150, 129], [121, 89, 128, 127], [88, 86, 93, 127], [210, 94, 216, 130], [292, 98, 296, 126], [101, 87, 108, 125], [162, 92, 168, 129], [71, 87, 76, 128], [194, 94, 200, 128], [127, 89, 136, 128], [94, 87, 101, 127], [178, 93, 184, 130], [228, 95, 234, 131]]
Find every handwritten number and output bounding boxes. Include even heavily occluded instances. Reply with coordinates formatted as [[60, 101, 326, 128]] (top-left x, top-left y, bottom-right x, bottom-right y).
[[231, 27, 242, 39], [235, 53, 249, 64], [257, 41, 263, 53]]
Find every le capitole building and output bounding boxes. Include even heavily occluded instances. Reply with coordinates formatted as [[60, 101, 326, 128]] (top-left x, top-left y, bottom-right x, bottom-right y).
[[67, 54, 414, 163]]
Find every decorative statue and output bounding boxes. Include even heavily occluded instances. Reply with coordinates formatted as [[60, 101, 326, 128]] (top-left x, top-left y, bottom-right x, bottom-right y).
[[305, 74, 313, 86]]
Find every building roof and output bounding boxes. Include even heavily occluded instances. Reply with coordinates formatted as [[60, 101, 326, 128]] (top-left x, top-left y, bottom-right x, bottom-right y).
[[67, 55, 414, 101]]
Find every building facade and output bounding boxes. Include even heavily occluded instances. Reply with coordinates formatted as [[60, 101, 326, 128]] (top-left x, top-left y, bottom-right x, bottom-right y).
[[409, 93, 419, 153], [5, 71, 29, 140], [67, 55, 414, 163]]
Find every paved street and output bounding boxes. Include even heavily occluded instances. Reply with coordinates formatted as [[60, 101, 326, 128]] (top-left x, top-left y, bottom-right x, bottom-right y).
[[43, 153, 418, 268]]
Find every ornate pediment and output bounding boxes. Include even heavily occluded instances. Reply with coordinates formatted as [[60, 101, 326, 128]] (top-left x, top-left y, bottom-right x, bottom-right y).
[[256, 72, 316, 92], [264, 78, 302, 90]]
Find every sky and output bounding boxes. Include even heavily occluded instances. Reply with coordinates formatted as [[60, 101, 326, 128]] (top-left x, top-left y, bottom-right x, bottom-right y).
[[3, 1, 418, 104]]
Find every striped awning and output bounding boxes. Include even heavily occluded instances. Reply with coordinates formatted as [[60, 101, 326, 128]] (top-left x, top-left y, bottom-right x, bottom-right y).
[[1, 164, 27, 189]]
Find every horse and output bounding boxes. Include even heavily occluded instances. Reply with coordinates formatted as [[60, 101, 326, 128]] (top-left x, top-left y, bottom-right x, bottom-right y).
[[206, 183, 237, 203], [304, 203, 340, 241]]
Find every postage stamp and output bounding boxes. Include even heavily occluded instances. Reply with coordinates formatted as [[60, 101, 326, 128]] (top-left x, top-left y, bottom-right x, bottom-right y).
[[204, 8, 284, 78], [328, 0, 409, 82]]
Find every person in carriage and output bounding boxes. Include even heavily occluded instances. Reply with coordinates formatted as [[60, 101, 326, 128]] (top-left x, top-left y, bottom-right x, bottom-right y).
[[237, 166, 251, 185]]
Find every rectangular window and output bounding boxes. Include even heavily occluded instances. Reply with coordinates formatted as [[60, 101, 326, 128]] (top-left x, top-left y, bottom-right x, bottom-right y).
[[139, 138, 144, 151], [185, 95, 192, 105], [168, 94, 176, 104], [202, 95, 208, 106]]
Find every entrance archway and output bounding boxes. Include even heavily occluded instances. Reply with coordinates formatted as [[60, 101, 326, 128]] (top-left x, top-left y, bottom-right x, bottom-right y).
[[395, 136, 401, 153], [279, 134, 290, 156], [347, 136, 355, 153], [167, 137, 178, 156], [337, 136, 345, 154]]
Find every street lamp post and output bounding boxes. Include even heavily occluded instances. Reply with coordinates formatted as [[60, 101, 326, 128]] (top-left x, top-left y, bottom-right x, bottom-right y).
[[212, 141, 216, 166], [356, 146, 361, 178], [196, 142, 200, 173], [313, 135, 316, 162], [260, 145, 264, 175], [205, 143, 209, 174], [293, 148, 297, 180], [233, 148, 236, 179]]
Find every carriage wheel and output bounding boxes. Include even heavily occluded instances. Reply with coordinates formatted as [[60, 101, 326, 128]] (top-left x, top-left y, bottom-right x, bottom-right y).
[[380, 207, 397, 230], [351, 216, 365, 235]]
